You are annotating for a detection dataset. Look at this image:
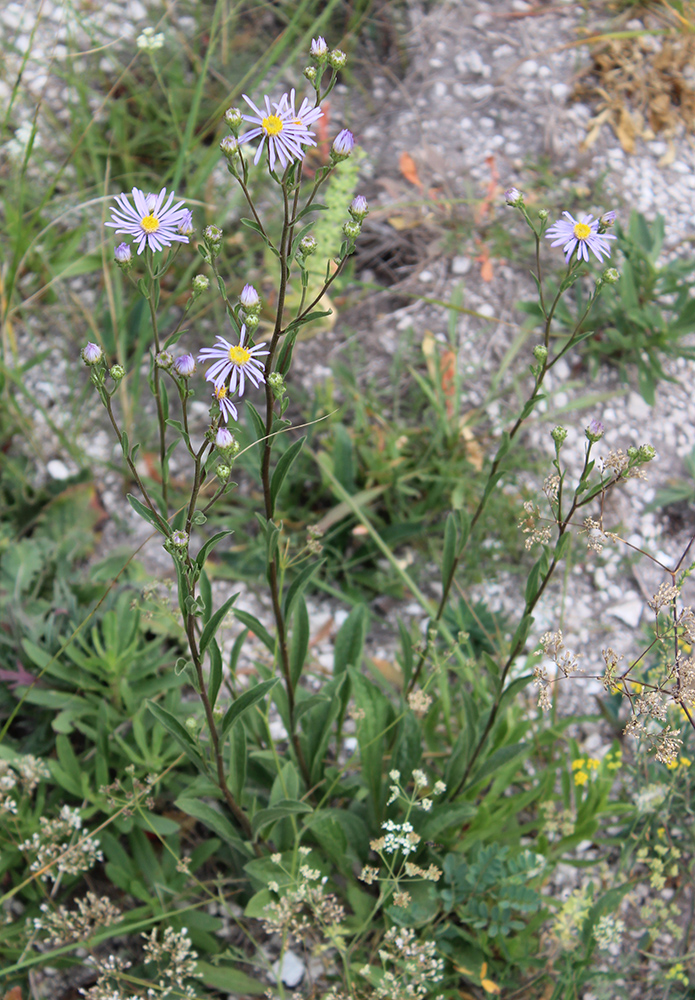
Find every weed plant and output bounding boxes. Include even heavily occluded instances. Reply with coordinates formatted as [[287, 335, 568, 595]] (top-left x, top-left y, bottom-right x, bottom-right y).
[[2, 11, 695, 1000]]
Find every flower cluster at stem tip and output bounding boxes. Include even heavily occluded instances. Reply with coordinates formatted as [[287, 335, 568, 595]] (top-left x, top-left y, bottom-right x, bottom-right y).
[[505, 187, 618, 265]]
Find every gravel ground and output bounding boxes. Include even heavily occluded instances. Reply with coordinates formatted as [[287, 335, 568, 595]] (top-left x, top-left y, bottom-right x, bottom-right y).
[[5, 0, 695, 740]]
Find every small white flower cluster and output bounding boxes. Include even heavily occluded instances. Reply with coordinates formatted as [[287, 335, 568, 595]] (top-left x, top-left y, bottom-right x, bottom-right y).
[[262, 850, 345, 945], [142, 926, 199, 995], [379, 819, 420, 856], [136, 26, 164, 51], [592, 913, 625, 954], [19, 806, 103, 881], [386, 768, 446, 811], [34, 892, 121, 947], [370, 927, 444, 999], [519, 500, 552, 550]]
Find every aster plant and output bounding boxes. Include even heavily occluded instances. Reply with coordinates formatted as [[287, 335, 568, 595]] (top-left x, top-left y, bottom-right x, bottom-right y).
[[63, 34, 693, 1000], [84, 38, 363, 841]]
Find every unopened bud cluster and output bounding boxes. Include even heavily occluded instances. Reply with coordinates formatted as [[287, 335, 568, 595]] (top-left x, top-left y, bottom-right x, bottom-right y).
[[203, 225, 223, 259]]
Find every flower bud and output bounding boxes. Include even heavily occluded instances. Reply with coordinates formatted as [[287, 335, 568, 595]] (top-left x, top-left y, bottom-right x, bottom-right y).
[[216, 463, 231, 481], [585, 419, 604, 443], [602, 267, 619, 285], [173, 353, 196, 377], [599, 210, 616, 230], [215, 427, 240, 456], [268, 371, 285, 399], [304, 65, 318, 83], [551, 425, 568, 447], [109, 364, 126, 381], [637, 444, 656, 463], [171, 530, 189, 548], [504, 187, 523, 207], [349, 195, 369, 221], [310, 36, 328, 59], [297, 234, 317, 259], [243, 312, 259, 331], [328, 48, 347, 69], [155, 351, 173, 369], [192, 273, 210, 297], [331, 128, 354, 160], [114, 242, 132, 269], [533, 345, 548, 363], [203, 225, 223, 258], [538, 209, 549, 222], [343, 219, 361, 241], [220, 135, 239, 160], [224, 107, 243, 133], [240, 283, 260, 311], [178, 210, 193, 236], [81, 342, 103, 366]]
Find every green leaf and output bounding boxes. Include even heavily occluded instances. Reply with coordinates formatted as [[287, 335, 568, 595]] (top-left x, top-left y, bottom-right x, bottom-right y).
[[126, 494, 167, 535], [334, 604, 368, 675], [246, 402, 266, 444], [234, 609, 275, 653], [220, 678, 279, 740], [146, 701, 208, 775], [469, 742, 529, 787], [252, 799, 312, 836], [283, 559, 323, 619], [196, 529, 234, 569], [199, 592, 240, 654], [289, 597, 310, 688], [442, 512, 457, 590], [195, 962, 266, 995], [175, 796, 244, 847], [208, 639, 223, 710], [270, 436, 306, 514]]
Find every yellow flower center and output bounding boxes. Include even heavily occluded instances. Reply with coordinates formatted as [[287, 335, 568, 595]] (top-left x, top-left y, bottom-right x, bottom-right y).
[[215, 385, 227, 400], [228, 345, 251, 366], [262, 115, 284, 137], [140, 214, 160, 233], [573, 222, 591, 240]]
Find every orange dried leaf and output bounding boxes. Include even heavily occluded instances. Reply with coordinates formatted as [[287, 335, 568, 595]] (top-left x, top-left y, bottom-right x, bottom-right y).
[[440, 349, 456, 417], [399, 151, 423, 189]]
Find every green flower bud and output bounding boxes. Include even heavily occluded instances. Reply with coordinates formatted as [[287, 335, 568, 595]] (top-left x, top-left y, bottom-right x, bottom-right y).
[[109, 364, 126, 381], [224, 107, 243, 133], [533, 345, 548, 363], [216, 463, 231, 481], [343, 219, 361, 241], [155, 351, 174, 370], [602, 267, 619, 284], [192, 274, 210, 300], [304, 65, 318, 83], [268, 371, 285, 399], [297, 234, 317, 260], [328, 48, 346, 69], [551, 425, 568, 447], [203, 225, 223, 259], [637, 444, 656, 463], [171, 530, 189, 548], [538, 209, 549, 222]]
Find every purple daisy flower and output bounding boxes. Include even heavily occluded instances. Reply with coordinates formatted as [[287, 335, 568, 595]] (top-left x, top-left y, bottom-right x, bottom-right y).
[[545, 211, 616, 264], [197, 325, 269, 395], [276, 88, 323, 134], [213, 383, 238, 423], [105, 187, 190, 254], [238, 93, 318, 171]]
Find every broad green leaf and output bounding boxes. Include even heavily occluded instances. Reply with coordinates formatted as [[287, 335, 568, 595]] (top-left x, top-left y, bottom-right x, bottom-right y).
[[199, 593, 240, 654], [220, 678, 278, 740], [146, 701, 208, 775], [269, 436, 306, 514], [252, 799, 312, 836]]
